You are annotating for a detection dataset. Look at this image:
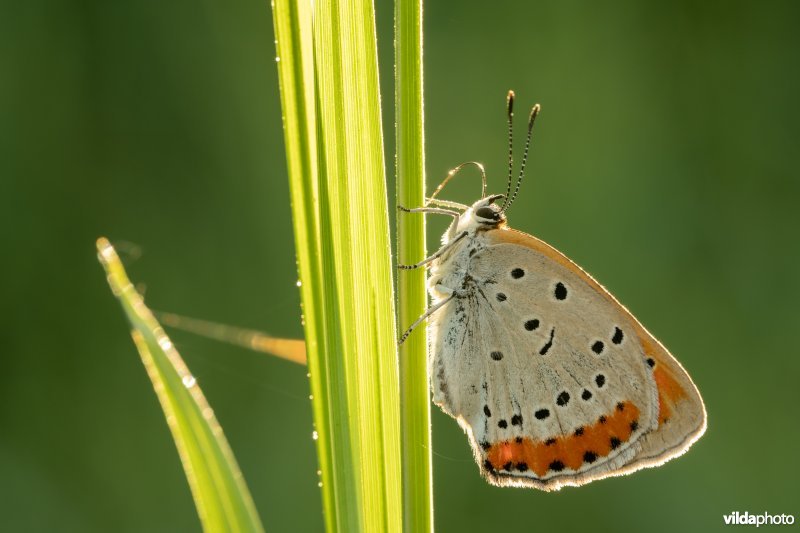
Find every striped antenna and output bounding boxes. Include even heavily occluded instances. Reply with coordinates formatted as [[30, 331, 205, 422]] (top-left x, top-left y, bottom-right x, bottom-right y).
[[502, 102, 540, 213], [501, 90, 515, 207]]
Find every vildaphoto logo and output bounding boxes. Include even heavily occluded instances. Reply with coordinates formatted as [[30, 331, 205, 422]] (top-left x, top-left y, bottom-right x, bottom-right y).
[[723, 512, 795, 527]]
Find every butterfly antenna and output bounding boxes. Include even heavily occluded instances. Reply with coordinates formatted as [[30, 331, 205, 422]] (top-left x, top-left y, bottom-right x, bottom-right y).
[[501, 90, 515, 207], [503, 103, 540, 213], [427, 161, 486, 206]]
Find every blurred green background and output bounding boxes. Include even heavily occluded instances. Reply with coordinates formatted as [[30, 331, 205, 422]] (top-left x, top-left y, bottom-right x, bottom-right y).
[[2, 1, 799, 531]]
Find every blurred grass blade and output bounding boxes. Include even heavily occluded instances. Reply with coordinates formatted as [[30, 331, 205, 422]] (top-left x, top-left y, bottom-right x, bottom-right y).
[[395, 0, 432, 531], [273, 0, 403, 530], [156, 310, 307, 365], [96, 238, 265, 533]]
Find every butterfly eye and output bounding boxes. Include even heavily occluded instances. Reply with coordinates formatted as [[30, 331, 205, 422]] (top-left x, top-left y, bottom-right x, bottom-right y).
[[475, 206, 499, 220]]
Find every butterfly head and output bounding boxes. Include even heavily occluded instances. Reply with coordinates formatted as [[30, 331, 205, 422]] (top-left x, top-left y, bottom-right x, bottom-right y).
[[469, 194, 507, 228]]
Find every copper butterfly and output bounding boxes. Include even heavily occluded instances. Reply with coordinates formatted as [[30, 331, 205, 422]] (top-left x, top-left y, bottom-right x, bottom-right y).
[[399, 91, 706, 490]]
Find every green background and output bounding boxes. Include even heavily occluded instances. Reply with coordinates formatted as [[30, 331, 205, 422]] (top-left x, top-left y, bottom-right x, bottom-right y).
[[2, 1, 799, 531]]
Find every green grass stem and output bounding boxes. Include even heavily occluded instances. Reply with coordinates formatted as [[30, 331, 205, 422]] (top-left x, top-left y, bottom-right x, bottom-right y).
[[395, 0, 433, 531]]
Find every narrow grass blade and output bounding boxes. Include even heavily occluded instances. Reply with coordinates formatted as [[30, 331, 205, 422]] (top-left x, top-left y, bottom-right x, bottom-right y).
[[96, 238, 265, 533], [156, 311, 307, 365], [395, 0, 433, 531]]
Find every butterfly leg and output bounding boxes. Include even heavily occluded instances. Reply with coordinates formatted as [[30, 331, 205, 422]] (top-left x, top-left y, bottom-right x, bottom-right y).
[[398, 292, 455, 345], [397, 231, 468, 270], [424, 198, 469, 211], [397, 205, 459, 219]]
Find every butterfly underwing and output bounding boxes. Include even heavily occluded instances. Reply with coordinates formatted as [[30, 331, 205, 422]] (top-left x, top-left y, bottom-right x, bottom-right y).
[[399, 91, 706, 490]]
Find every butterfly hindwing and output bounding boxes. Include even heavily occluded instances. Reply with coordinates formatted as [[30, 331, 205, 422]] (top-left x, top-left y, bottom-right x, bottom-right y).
[[486, 229, 707, 475], [428, 226, 706, 490]]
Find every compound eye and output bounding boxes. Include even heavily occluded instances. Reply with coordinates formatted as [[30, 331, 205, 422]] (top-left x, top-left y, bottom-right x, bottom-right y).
[[475, 206, 499, 220]]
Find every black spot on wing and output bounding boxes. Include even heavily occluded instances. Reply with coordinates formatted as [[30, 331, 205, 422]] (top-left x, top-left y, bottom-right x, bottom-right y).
[[612, 327, 624, 344], [556, 391, 570, 406], [524, 319, 539, 331], [539, 328, 555, 355], [554, 282, 567, 300]]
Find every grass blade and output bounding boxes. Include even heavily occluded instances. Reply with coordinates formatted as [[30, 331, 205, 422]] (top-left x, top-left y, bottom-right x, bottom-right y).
[[395, 0, 433, 531], [273, 0, 402, 530], [96, 238, 265, 533], [271, 0, 341, 529], [155, 311, 307, 365], [312, 0, 403, 529]]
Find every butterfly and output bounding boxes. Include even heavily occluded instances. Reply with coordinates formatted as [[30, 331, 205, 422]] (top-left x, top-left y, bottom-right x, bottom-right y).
[[398, 91, 706, 490]]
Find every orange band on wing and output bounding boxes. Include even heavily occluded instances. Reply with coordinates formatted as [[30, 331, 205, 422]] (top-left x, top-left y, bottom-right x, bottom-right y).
[[486, 401, 641, 477], [638, 332, 687, 425], [654, 365, 686, 425]]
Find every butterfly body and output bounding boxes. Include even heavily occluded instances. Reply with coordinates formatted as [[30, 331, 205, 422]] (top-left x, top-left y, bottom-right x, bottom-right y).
[[424, 195, 706, 490]]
